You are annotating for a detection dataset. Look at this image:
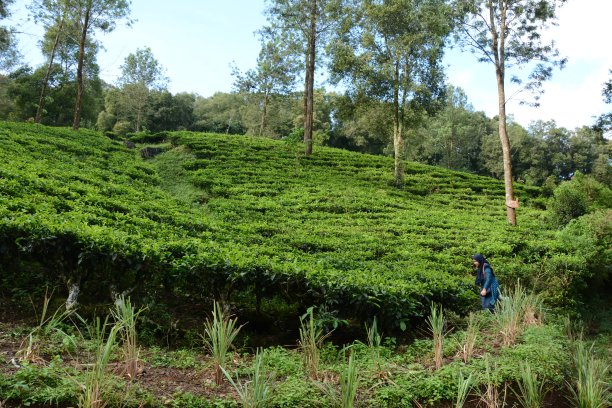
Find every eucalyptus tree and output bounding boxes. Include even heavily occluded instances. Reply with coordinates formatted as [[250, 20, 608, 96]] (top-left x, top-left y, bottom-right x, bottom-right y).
[[264, 0, 347, 155], [0, 0, 19, 72], [232, 29, 300, 137], [454, 0, 567, 225], [329, 0, 452, 186], [28, 0, 73, 123], [594, 70, 611, 136], [71, 0, 132, 130], [415, 86, 491, 172], [117, 47, 168, 132]]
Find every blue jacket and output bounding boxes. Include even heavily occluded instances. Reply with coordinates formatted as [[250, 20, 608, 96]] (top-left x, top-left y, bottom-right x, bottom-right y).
[[476, 263, 500, 305]]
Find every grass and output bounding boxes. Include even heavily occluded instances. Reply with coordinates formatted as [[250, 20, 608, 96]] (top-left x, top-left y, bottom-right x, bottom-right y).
[[455, 370, 474, 408], [512, 363, 548, 408], [427, 303, 445, 370], [461, 312, 478, 363], [299, 307, 332, 380], [17, 290, 75, 365], [222, 348, 271, 408], [340, 351, 360, 408], [111, 296, 144, 380], [79, 317, 122, 408], [202, 301, 243, 386], [569, 341, 611, 408]]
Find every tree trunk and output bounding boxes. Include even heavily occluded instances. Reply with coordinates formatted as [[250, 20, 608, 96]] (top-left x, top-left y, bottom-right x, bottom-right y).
[[303, 0, 316, 156], [36, 16, 64, 124], [496, 73, 517, 225], [393, 62, 403, 187], [259, 92, 269, 137], [72, 2, 91, 130], [490, 0, 516, 225]]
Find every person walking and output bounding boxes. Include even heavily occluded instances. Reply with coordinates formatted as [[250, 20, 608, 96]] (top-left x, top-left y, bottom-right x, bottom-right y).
[[472, 254, 500, 312]]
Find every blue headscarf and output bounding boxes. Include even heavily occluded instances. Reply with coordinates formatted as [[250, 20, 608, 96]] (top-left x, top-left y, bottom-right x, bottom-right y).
[[472, 254, 494, 286]]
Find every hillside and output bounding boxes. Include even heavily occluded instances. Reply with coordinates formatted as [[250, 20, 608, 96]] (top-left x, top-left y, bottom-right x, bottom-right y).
[[0, 122, 560, 327]]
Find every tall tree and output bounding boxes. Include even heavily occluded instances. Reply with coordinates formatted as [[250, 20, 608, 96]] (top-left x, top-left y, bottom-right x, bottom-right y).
[[594, 70, 611, 137], [329, 0, 451, 186], [264, 0, 346, 155], [71, 0, 131, 130], [117, 47, 167, 132], [0, 0, 19, 72], [232, 29, 300, 137], [29, 0, 73, 123], [454, 0, 567, 225]]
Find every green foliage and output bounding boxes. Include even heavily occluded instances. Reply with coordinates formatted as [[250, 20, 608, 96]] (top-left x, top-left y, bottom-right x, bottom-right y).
[[0, 122, 600, 330], [146, 347, 202, 369], [202, 301, 243, 386], [222, 349, 272, 408], [569, 341, 611, 408], [299, 307, 332, 380], [512, 363, 549, 408], [339, 351, 359, 408], [548, 173, 612, 227], [170, 391, 238, 408], [0, 356, 78, 406]]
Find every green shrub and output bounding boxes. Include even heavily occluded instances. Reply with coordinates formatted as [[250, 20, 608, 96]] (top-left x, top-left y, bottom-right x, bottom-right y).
[[548, 180, 589, 227], [548, 173, 612, 227]]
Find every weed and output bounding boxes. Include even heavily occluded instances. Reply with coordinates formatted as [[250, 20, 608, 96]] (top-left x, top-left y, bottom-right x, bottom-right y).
[[455, 370, 473, 408], [111, 296, 145, 380], [568, 341, 610, 408], [496, 284, 525, 347], [365, 316, 383, 362], [202, 301, 244, 386], [427, 303, 445, 370], [512, 363, 548, 408], [17, 289, 75, 364], [299, 307, 332, 380], [79, 317, 121, 408], [222, 349, 271, 408], [339, 351, 359, 408], [461, 312, 478, 364]]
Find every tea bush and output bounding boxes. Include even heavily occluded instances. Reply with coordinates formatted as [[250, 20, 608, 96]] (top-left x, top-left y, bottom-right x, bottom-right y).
[[0, 122, 604, 329]]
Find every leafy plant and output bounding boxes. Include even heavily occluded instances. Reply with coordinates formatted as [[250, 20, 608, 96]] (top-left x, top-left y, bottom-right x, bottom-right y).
[[202, 301, 244, 386], [427, 303, 446, 370], [455, 370, 473, 408], [568, 341, 611, 408], [339, 351, 359, 408], [17, 289, 75, 364], [512, 363, 548, 408], [461, 312, 479, 364], [111, 296, 145, 380], [79, 317, 122, 408], [222, 349, 271, 408], [365, 316, 383, 362], [298, 307, 332, 380]]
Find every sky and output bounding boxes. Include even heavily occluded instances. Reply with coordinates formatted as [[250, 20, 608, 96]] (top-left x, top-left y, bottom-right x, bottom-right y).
[[7, 0, 612, 131]]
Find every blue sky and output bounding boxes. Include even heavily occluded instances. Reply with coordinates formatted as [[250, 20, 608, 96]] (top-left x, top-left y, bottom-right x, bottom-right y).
[[8, 0, 612, 131]]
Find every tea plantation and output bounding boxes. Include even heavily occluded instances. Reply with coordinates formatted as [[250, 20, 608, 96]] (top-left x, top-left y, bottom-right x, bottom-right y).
[[0, 122, 583, 327]]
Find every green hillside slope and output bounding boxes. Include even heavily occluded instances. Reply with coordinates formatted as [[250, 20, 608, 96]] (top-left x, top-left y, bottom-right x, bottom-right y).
[[1, 122, 561, 326]]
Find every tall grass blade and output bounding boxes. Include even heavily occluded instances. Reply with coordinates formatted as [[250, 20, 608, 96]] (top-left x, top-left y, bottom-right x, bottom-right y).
[[512, 363, 548, 408], [111, 296, 144, 380], [427, 303, 445, 370], [299, 307, 332, 380], [455, 370, 473, 408], [462, 312, 478, 364], [202, 301, 243, 386], [568, 341, 611, 408], [340, 351, 359, 408]]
